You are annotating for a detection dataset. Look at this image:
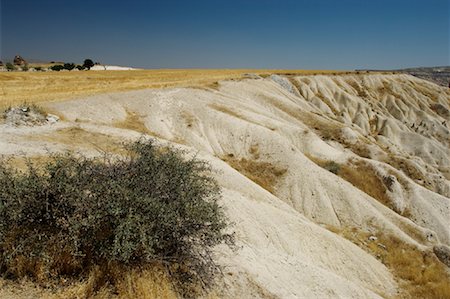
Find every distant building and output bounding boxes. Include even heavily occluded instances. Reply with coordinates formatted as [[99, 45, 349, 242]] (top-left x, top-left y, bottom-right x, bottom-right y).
[[13, 55, 27, 66]]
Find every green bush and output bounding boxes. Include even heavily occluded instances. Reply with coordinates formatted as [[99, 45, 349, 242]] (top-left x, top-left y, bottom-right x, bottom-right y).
[[324, 161, 340, 174], [83, 58, 95, 70], [50, 64, 64, 71], [5, 63, 15, 71], [21, 64, 29, 71], [34, 66, 43, 71], [76, 65, 85, 70], [63, 63, 75, 71], [0, 139, 233, 292]]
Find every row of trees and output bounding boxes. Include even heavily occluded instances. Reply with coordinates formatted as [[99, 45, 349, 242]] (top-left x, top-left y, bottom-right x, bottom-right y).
[[50, 59, 95, 71], [3, 59, 95, 72]]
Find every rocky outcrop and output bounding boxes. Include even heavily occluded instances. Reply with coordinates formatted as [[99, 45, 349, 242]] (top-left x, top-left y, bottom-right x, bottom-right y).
[[13, 55, 27, 66], [3, 106, 58, 126]]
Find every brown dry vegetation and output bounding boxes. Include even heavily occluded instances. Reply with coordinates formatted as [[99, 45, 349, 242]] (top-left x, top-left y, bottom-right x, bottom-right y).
[[209, 104, 243, 119], [28, 127, 126, 154], [223, 155, 287, 194], [0, 69, 348, 109], [4, 156, 52, 172], [310, 156, 434, 245], [385, 155, 437, 192], [0, 265, 178, 299], [308, 157, 392, 208], [338, 161, 393, 209], [114, 110, 150, 134], [287, 111, 373, 157], [331, 227, 450, 299]]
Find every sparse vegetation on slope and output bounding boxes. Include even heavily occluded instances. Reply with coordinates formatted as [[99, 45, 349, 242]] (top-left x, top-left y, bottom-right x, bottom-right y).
[[0, 139, 233, 297], [223, 155, 287, 194], [331, 227, 450, 299], [0, 72, 448, 298]]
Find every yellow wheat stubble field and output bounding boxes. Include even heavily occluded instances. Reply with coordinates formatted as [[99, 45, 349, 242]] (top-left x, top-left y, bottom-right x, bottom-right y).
[[0, 69, 349, 109]]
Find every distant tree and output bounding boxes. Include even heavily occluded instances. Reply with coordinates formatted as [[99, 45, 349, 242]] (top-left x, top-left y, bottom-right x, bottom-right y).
[[76, 65, 85, 71], [5, 63, 16, 71], [50, 64, 64, 72], [83, 59, 95, 70], [63, 63, 76, 71], [34, 66, 43, 72]]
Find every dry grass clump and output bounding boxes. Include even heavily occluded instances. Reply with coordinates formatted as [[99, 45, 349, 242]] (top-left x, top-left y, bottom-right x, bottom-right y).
[[114, 110, 149, 134], [54, 265, 177, 299], [0, 264, 178, 299], [305, 156, 341, 175], [337, 161, 392, 208], [307, 156, 390, 205], [223, 155, 287, 194], [115, 266, 177, 299], [308, 157, 417, 218], [332, 227, 450, 299]]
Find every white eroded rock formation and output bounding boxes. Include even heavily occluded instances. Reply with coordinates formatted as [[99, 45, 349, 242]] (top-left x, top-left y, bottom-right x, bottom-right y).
[[1, 74, 449, 298]]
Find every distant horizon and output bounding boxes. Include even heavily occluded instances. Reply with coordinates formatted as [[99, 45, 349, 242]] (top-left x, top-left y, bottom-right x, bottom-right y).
[[1, 0, 449, 69], [1, 55, 450, 71]]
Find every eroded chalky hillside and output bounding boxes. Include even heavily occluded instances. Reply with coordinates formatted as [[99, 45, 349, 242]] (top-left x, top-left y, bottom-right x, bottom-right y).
[[1, 73, 449, 298]]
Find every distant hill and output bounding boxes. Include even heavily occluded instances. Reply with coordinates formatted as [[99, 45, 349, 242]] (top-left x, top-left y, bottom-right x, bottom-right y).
[[358, 66, 450, 87]]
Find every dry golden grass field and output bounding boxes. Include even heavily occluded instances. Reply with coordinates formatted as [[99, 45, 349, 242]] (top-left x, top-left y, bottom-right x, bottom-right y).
[[0, 69, 350, 109]]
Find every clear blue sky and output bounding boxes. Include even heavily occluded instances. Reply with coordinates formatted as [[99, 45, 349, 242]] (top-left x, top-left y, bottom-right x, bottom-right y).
[[0, 0, 449, 69]]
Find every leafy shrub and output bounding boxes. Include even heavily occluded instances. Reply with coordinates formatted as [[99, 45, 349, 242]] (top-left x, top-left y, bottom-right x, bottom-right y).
[[21, 64, 29, 71], [76, 65, 85, 70], [0, 139, 233, 294], [34, 66, 43, 71], [63, 63, 75, 71], [5, 63, 15, 71], [323, 161, 340, 174], [50, 64, 64, 71], [83, 59, 95, 70]]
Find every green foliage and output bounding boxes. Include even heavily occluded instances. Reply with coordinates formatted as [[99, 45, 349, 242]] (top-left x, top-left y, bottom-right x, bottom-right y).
[[34, 66, 43, 71], [324, 161, 340, 174], [21, 64, 29, 71], [83, 59, 95, 70], [63, 63, 75, 71], [0, 140, 233, 292], [76, 65, 85, 71], [50, 64, 64, 71], [5, 63, 15, 71]]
